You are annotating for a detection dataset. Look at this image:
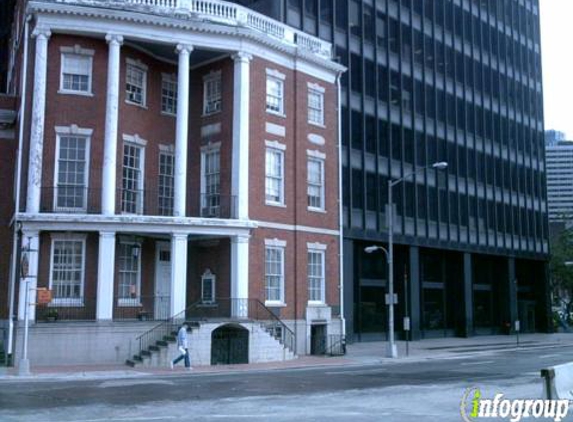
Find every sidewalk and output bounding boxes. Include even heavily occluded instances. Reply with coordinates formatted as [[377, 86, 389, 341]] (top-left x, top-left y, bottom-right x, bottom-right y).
[[1, 333, 572, 381]]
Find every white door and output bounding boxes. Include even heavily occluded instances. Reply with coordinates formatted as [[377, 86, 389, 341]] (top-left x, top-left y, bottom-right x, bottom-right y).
[[155, 242, 171, 320]]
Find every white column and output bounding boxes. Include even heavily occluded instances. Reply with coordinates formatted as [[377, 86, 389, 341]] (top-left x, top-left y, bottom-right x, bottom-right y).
[[170, 233, 188, 317], [101, 34, 123, 215], [231, 235, 249, 317], [96, 231, 116, 320], [231, 52, 252, 220], [174, 44, 193, 217], [17, 231, 39, 321], [25, 28, 51, 214]]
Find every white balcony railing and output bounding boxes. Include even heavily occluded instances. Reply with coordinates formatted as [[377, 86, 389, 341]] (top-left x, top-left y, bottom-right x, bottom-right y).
[[55, 0, 332, 59]]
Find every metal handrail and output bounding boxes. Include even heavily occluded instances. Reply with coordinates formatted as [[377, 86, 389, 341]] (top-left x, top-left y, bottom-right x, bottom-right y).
[[134, 298, 296, 359]]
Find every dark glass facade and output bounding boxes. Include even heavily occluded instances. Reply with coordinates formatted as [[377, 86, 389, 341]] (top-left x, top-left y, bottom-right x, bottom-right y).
[[232, 0, 551, 340]]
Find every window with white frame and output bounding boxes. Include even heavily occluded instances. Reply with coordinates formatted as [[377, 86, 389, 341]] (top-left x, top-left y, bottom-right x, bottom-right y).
[[265, 143, 285, 205], [55, 129, 90, 211], [307, 87, 324, 125], [308, 249, 325, 303], [118, 242, 141, 305], [203, 71, 222, 115], [307, 156, 325, 210], [266, 71, 285, 115], [201, 145, 220, 217], [158, 150, 174, 216], [201, 269, 216, 303], [265, 243, 285, 303], [50, 236, 85, 304], [161, 74, 177, 115], [60, 48, 93, 94], [122, 142, 144, 214], [126, 60, 147, 106]]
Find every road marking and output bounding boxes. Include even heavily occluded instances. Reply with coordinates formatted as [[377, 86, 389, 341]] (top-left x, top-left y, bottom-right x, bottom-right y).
[[459, 360, 495, 366], [39, 417, 177, 422], [98, 379, 174, 388], [539, 354, 561, 359], [325, 368, 388, 375]]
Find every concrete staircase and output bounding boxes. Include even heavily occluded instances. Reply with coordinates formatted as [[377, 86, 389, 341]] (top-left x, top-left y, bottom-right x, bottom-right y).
[[126, 321, 296, 368]]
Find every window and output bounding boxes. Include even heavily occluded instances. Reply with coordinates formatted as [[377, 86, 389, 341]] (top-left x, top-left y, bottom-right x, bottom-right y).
[[158, 150, 174, 216], [265, 143, 285, 205], [308, 248, 325, 303], [203, 71, 222, 115], [126, 60, 147, 106], [122, 139, 145, 214], [54, 127, 91, 212], [266, 70, 285, 115], [265, 242, 285, 303], [161, 74, 177, 115], [50, 236, 85, 304], [118, 242, 141, 305], [201, 269, 216, 303], [308, 86, 324, 125], [60, 48, 93, 94], [307, 155, 325, 210], [201, 145, 221, 217]]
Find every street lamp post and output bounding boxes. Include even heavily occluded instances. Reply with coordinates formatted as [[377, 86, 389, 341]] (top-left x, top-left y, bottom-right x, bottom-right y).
[[366, 161, 447, 358]]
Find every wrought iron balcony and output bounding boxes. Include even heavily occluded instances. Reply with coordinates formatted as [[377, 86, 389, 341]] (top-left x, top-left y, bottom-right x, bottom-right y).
[[40, 186, 101, 214]]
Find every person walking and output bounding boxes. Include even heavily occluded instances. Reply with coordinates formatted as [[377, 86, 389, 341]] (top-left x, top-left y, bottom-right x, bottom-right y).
[[170, 323, 191, 370]]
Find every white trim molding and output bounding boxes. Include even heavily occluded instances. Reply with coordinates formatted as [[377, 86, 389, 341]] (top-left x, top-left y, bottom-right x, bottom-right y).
[[122, 133, 148, 147], [307, 242, 327, 251], [265, 68, 286, 80], [307, 81, 325, 93], [307, 149, 326, 159], [264, 238, 287, 248], [265, 140, 287, 150], [55, 124, 93, 136]]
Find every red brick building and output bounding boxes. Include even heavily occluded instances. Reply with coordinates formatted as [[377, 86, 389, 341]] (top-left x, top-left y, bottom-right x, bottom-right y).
[[0, 0, 344, 367]]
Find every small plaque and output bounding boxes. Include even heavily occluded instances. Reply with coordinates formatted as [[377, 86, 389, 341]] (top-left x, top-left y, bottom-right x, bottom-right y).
[[37, 288, 52, 305]]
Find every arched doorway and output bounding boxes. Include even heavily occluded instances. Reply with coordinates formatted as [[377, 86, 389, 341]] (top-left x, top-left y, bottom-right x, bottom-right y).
[[211, 324, 249, 365]]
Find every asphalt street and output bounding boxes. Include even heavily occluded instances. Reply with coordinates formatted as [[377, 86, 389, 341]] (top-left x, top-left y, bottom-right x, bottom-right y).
[[1, 344, 572, 422]]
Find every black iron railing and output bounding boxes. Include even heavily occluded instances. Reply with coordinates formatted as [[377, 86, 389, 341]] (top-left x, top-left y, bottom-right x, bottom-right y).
[[34, 295, 171, 322], [135, 298, 296, 362], [325, 334, 346, 356], [40, 186, 101, 214], [36, 296, 97, 321], [196, 194, 237, 219], [113, 295, 171, 321]]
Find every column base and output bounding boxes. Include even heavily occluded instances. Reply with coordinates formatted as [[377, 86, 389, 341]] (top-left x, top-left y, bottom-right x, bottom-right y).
[[18, 358, 30, 376], [386, 342, 398, 358]]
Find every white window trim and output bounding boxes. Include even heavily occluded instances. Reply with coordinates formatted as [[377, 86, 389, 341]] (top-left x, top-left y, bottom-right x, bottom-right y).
[[201, 269, 216, 304], [265, 145, 286, 207], [48, 233, 87, 307], [158, 148, 175, 216], [307, 248, 326, 305], [53, 125, 92, 212], [264, 243, 286, 306], [307, 85, 325, 127], [202, 70, 222, 116], [160, 73, 177, 116], [118, 240, 142, 307], [266, 69, 286, 117], [307, 154, 325, 212], [121, 136, 146, 215], [58, 45, 95, 96], [125, 58, 148, 107], [200, 143, 221, 213]]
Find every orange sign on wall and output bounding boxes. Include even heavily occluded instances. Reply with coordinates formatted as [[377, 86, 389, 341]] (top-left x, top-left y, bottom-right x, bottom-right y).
[[36, 288, 52, 305]]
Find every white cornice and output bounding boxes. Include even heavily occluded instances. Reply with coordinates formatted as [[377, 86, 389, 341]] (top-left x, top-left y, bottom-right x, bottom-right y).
[[28, 1, 345, 82]]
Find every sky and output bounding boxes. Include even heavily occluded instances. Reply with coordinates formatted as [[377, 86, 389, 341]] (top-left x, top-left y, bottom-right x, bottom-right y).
[[540, 0, 573, 139]]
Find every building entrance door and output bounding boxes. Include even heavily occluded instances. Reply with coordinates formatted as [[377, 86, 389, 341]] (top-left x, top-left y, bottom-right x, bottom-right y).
[[155, 242, 171, 320], [310, 324, 327, 355]]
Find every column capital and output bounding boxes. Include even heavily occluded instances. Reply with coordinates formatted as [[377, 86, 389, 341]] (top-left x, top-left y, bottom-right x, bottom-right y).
[[32, 26, 51, 40], [21, 230, 40, 241], [232, 51, 253, 63], [99, 231, 116, 238], [105, 33, 124, 45], [232, 234, 250, 244], [176, 44, 194, 55], [171, 232, 189, 241]]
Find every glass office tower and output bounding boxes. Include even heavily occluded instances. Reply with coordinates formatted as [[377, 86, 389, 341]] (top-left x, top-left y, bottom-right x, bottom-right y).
[[233, 0, 550, 340]]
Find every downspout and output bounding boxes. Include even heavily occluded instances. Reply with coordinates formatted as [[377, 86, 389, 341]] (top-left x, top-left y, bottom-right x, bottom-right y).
[[293, 55, 299, 354], [7, 14, 31, 362], [336, 71, 346, 339]]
